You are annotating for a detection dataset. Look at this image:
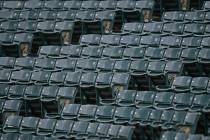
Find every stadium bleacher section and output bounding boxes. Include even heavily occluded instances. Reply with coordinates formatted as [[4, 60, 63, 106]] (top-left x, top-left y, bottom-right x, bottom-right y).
[[0, 0, 210, 140]]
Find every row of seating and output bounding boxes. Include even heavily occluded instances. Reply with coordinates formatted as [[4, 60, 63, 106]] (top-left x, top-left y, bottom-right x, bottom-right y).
[[101, 90, 210, 112], [3, 115, 135, 139], [162, 10, 210, 22], [161, 131, 210, 140], [38, 45, 210, 62], [122, 22, 210, 37], [59, 104, 200, 132], [0, 0, 155, 12], [4, 105, 199, 133], [0, 133, 57, 140]]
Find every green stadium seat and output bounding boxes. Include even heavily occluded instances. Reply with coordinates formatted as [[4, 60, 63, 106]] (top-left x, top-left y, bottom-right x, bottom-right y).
[[181, 36, 202, 48], [81, 46, 103, 58], [20, 116, 39, 134], [31, 71, 51, 85], [63, 1, 82, 10], [3, 115, 22, 133], [145, 47, 165, 60], [135, 91, 156, 108], [184, 11, 205, 22], [24, 0, 44, 9], [64, 71, 82, 86], [36, 118, 56, 136], [122, 22, 144, 34], [81, 0, 99, 10], [15, 57, 35, 70], [154, 92, 174, 109], [49, 72, 66, 86], [162, 11, 185, 22], [61, 104, 81, 120], [44, 0, 63, 10], [10, 70, 32, 84], [0, 57, 15, 69], [19, 10, 39, 21], [76, 58, 98, 72], [55, 58, 77, 72], [100, 35, 121, 46], [96, 105, 115, 123], [114, 107, 134, 124], [34, 58, 56, 71], [78, 105, 97, 121], [116, 90, 136, 107], [38, 45, 61, 58], [143, 22, 164, 34], [160, 35, 182, 48], [140, 34, 161, 47], [3, 1, 24, 10], [7, 85, 26, 100], [120, 34, 141, 47], [102, 47, 124, 59], [60, 45, 82, 58]]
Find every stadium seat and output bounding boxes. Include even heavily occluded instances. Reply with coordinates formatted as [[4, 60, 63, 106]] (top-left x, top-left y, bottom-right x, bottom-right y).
[[15, 57, 35, 70], [122, 22, 144, 34], [34, 58, 56, 71], [24, 0, 44, 9], [81, 0, 99, 10], [184, 23, 206, 36], [31, 71, 51, 86], [173, 93, 194, 110], [130, 107, 152, 125], [76, 58, 98, 72], [10, 70, 32, 84], [160, 35, 183, 48], [96, 105, 115, 123], [60, 45, 83, 58], [0, 84, 10, 99], [49, 72, 66, 86], [135, 91, 155, 108], [55, 58, 77, 72], [36, 118, 56, 136], [163, 48, 182, 60], [0, 57, 15, 70], [120, 34, 141, 47], [18, 21, 38, 33], [154, 92, 174, 109], [115, 90, 136, 107], [98, 0, 117, 10], [52, 119, 74, 138], [162, 11, 185, 22], [123, 47, 145, 60], [56, 10, 77, 21], [162, 22, 185, 35], [100, 34, 121, 46], [3, 115, 22, 133], [3, 1, 24, 10], [81, 46, 103, 58], [184, 11, 205, 22], [102, 47, 124, 59], [1, 132, 19, 140], [70, 121, 89, 139], [181, 36, 202, 48], [19, 10, 39, 21], [64, 71, 82, 86], [38, 45, 61, 58], [20, 116, 39, 134], [143, 22, 164, 34], [190, 77, 209, 94], [24, 85, 43, 100], [57, 87, 77, 106], [114, 106, 134, 124], [61, 104, 81, 120], [78, 105, 97, 121], [8, 85, 26, 99], [63, 1, 82, 10], [145, 47, 165, 60], [43, 0, 63, 10], [0, 9, 20, 21], [80, 34, 101, 46], [140, 34, 161, 47], [114, 60, 131, 72]]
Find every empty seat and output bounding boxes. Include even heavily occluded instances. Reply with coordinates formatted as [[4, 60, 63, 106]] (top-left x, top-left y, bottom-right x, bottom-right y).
[[98, 0, 117, 10], [3, 1, 24, 10], [76, 58, 98, 72], [81, 0, 99, 10], [135, 91, 156, 108], [19, 10, 39, 21], [123, 47, 145, 60], [120, 35, 141, 46], [31, 71, 51, 85], [0, 9, 20, 21], [164, 48, 182, 60], [154, 92, 174, 109], [140, 34, 161, 47], [78, 105, 97, 121], [160, 35, 183, 48], [8, 85, 26, 99], [116, 0, 136, 11], [100, 35, 121, 46], [173, 93, 194, 110], [81, 46, 103, 58], [114, 60, 131, 72], [130, 107, 152, 125], [36, 118, 56, 136], [64, 71, 82, 86], [80, 34, 101, 46], [75, 10, 95, 22], [97, 59, 115, 72], [15, 57, 35, 70], [20, 116, 39, 134], [3, 115, 22, 133], [0, 21, 18, 32], [61, 104, 81, 120], [44, 0, 63, 10], [191, 94, 210, 112], [63, 1, 82, 10], [162, 11, 185, 22], [53, 120, 74, 138], [114, 107, 135, 124], [34, 58, 56, 71], [24, 85, 43, 100], [56, 10, 77, 21], [18, 21, 38, 32], [181, 36, 202, 48], [172, 76, 192, 92], [122, 22, 144, 34], [96, 105, 115, 123], [10, 70, 32, 84], [130, 59, 149, 76], [0, 57, 15, 69], [37, 21, 55, 33], [162, 22, 185, 35], [39, 45, 61, 58], [116, 90, 136, 107], [60, 45, 83, 58], [181, 48, 199, 63], [184, 11, 205, 22], [102, 47, 124, 59], [55, 58, 77, 71], [144, 47, 165, 60], [184, 23, 205, 36], [143, 22, 164, 34], [24, 0, 44, 9], [49, 72, 66, 86]]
